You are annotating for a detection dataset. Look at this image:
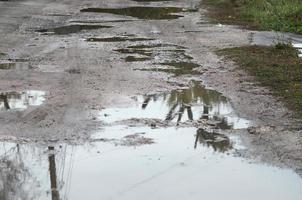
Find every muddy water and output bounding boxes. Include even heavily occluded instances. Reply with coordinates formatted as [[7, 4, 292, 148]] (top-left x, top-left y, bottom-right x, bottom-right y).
[[0, 90, 45, 111]]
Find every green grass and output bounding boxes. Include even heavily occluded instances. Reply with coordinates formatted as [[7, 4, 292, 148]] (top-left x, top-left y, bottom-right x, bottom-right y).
[[204, 0, 302, 33], [218, 45, 302, 117]]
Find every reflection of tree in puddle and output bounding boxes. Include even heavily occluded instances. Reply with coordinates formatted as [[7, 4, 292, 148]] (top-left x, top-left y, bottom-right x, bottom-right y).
[[142, 82, 230, 125], [0, 144, 64, 200], [0, 91, 45, 111], [194, 128, 232, 153], [0, 144, 39, 199]]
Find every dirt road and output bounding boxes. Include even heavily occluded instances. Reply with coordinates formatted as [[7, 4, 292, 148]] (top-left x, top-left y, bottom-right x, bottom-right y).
[[0, 0, 302, 199]]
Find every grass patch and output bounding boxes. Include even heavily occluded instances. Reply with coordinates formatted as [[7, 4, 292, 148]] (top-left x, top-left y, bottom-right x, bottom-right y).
[[204, 0, 302, 34], [218, 45, 302, 117]]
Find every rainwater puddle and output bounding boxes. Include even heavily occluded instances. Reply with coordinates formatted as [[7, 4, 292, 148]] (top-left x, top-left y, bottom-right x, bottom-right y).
[[36, 25, 112, 35], [1, 126, 302, 200], [100, 81, 250, 129], [0, 90, 45, 111], [80, 7, 196, 20], [86, 36, 154, 42], [250, 31, 302, 58], [115, 43, 193, 63], [142, 61, 200, 76]]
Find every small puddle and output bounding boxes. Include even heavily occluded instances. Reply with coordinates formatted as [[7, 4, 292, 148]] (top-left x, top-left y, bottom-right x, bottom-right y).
[[86, 37, 154, 42], [144, 61, 200, 76], [125, 55, 151, 62], [132, 0, 171, 1], [115, 43, 193, 63], [100, 81, 250, 129], [0, 90, 46, 111], [36, 25, 112, 35], [70, 20, 134, 24], [80, 7, 196, 20]]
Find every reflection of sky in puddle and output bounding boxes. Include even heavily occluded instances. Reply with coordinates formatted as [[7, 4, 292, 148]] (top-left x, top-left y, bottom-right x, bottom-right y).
[[0, 90, 46, 111], [293, 43, 302, 57], [0, 126, 302, 200], [99, 82, 250, 129]]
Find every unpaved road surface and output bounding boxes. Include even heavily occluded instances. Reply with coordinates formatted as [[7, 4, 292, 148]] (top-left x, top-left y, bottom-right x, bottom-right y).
[[1, 0, 302, 199]]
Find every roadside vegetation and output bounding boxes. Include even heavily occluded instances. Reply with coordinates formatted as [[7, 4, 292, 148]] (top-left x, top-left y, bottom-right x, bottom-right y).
[[204, 0, 302, 117], [218, 44, 302, 117], [204, 0, 302, 34]]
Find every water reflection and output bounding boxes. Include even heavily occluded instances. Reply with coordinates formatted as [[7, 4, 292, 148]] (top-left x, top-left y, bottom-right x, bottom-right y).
[[36, 25, 112, 35], [115, 43, 193, 63], [0, 62, 31, 70], [100, 82, 250, 129], [194, 128, 232, 152], [1, 129, 302, 200], [80, 7, 194, 20], [0, 90, 46, 111], [86, 37, 154, 42]]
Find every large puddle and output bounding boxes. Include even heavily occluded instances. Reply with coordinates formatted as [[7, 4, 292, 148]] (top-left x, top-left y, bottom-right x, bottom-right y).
[[80, 7, 196, 20], [0, 90, 46, 111], [1, 125, 302, 200]]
